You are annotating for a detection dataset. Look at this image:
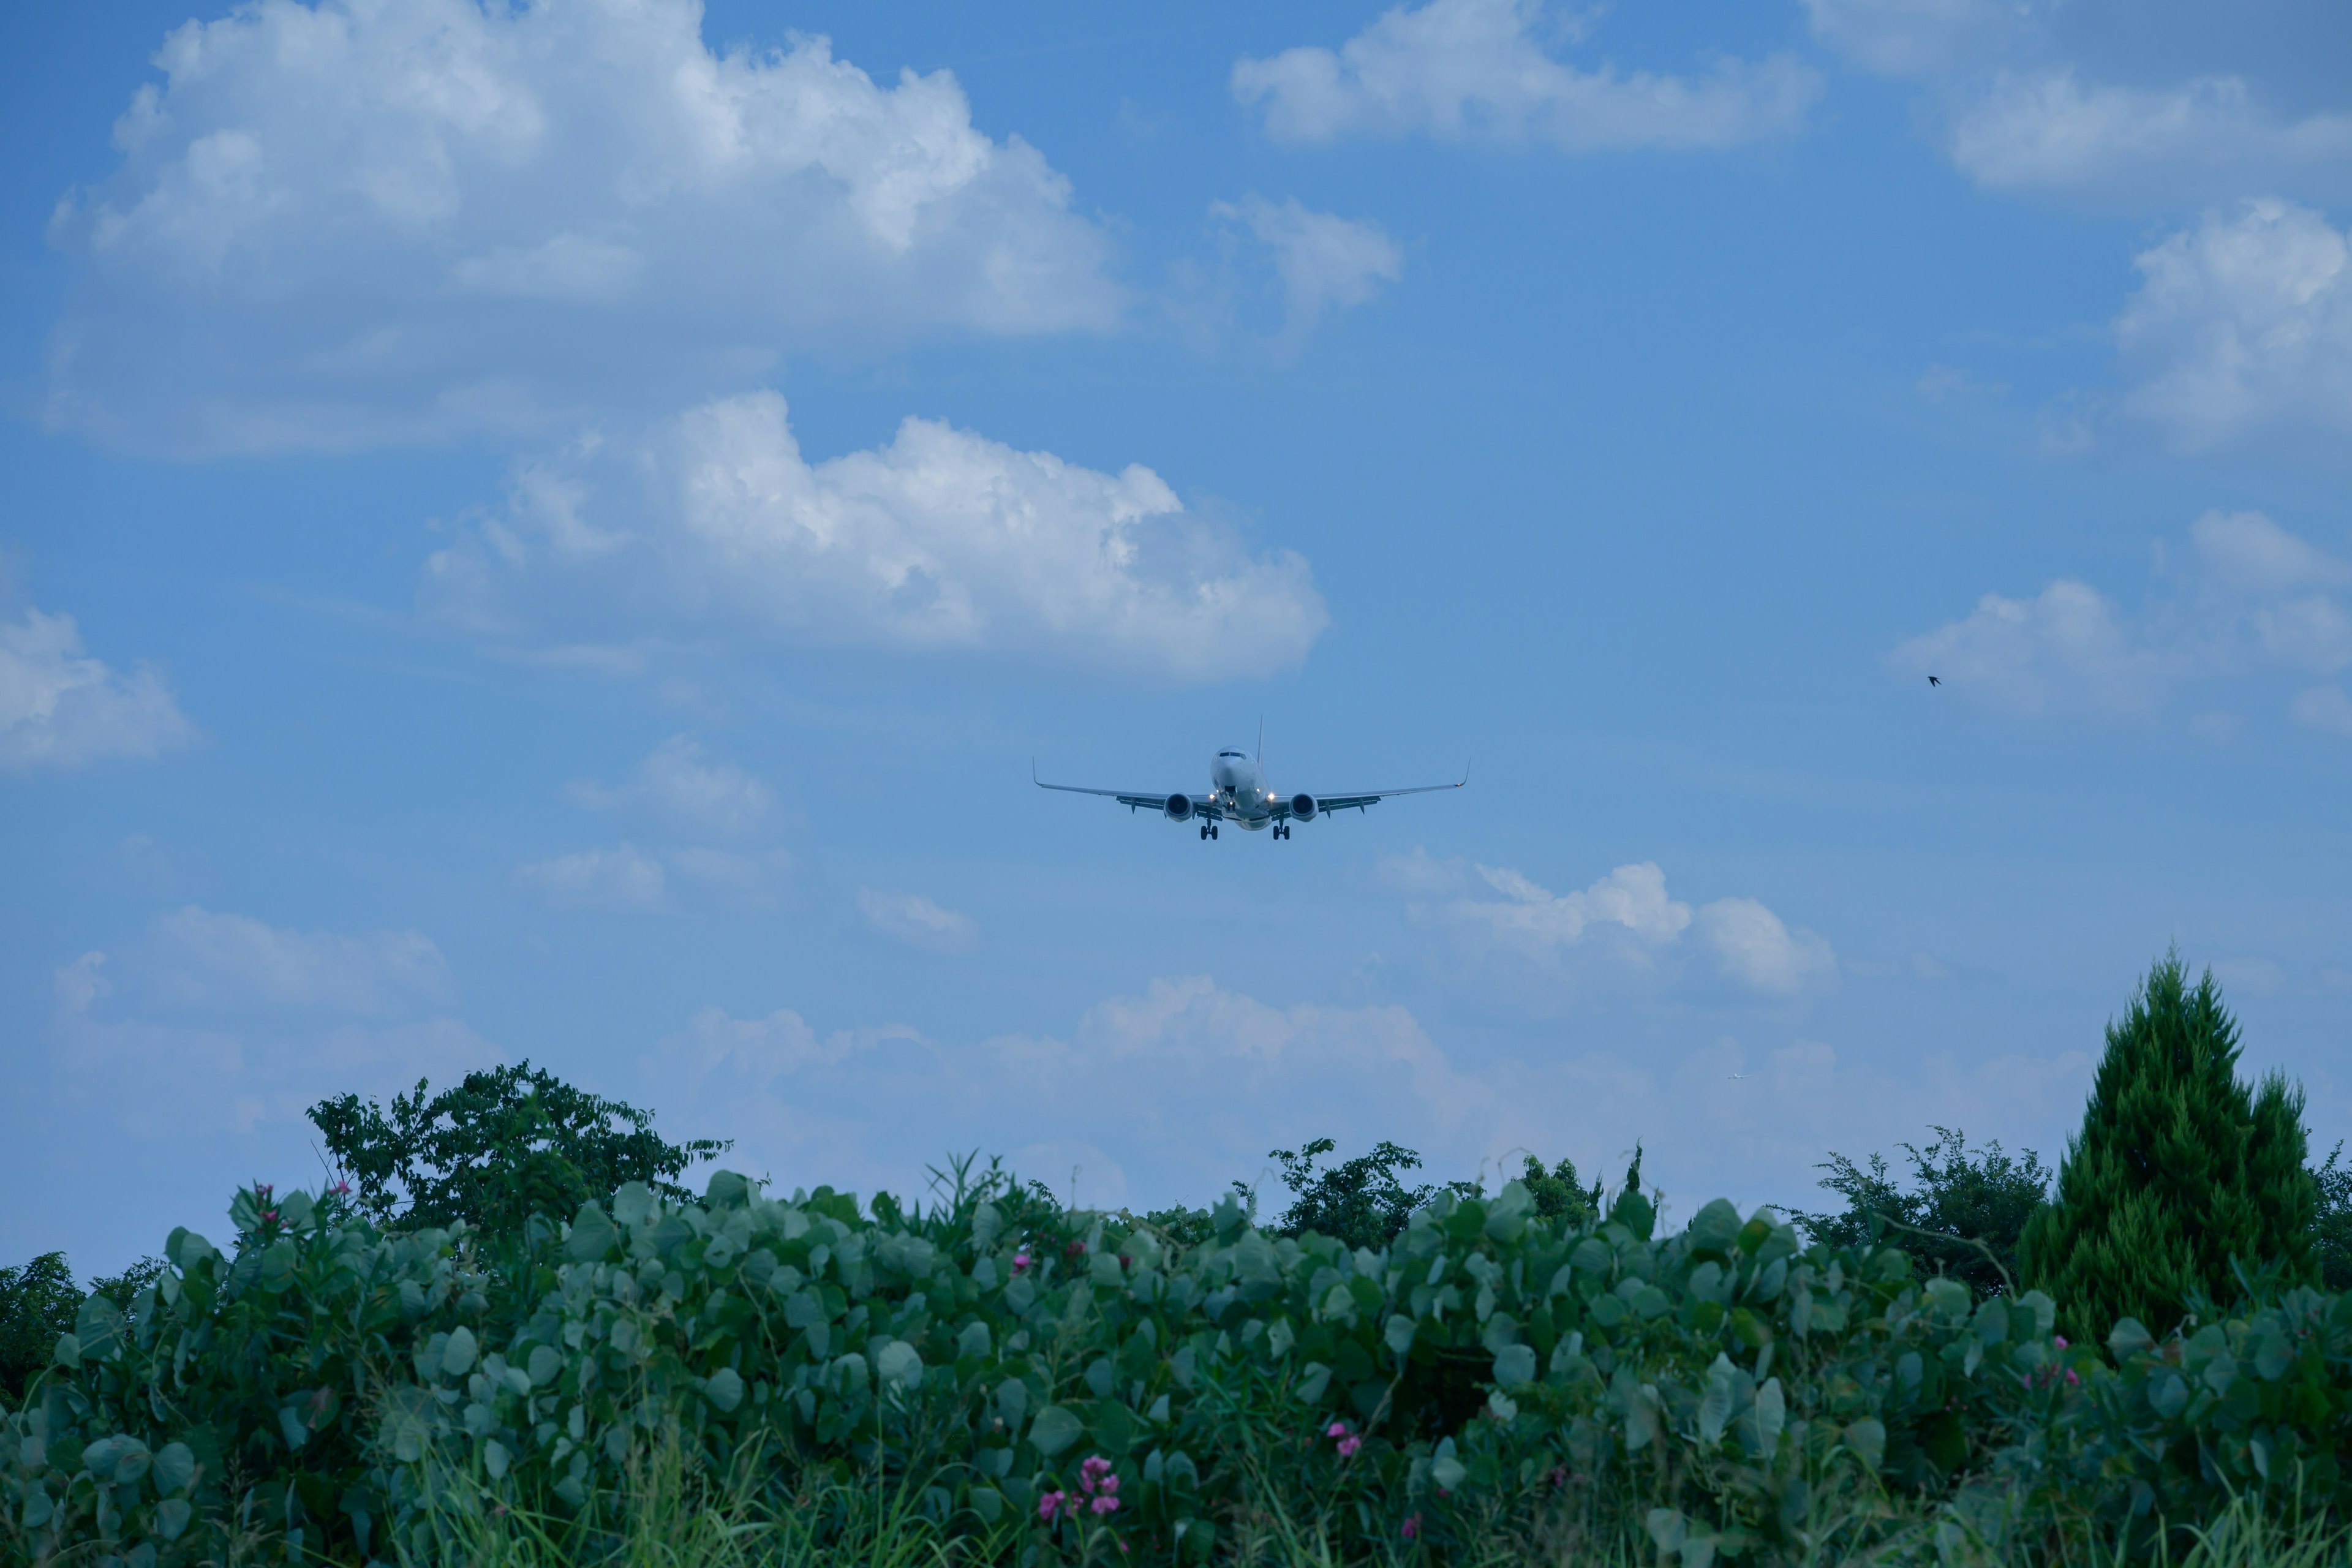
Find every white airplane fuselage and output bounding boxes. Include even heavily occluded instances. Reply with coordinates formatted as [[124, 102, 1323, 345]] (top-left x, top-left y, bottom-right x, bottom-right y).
[[1209, 748, 1278, 829]]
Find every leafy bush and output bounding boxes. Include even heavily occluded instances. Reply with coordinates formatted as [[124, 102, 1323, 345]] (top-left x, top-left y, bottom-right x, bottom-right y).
[[309, 1063, 731, 1237], [2023, 956, 2319, 1341], [1792, 1126, 2051, 1297], [0, 1254, 78, 1404], [0, 1157, 2192, 1568]]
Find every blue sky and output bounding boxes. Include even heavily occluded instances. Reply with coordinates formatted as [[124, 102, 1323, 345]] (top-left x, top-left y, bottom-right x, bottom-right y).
[[5, 0, 2350, 1272]]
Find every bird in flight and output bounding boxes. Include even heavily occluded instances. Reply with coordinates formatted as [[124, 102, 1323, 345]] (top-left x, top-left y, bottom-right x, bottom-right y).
[[1928, 675, 1942, 687]]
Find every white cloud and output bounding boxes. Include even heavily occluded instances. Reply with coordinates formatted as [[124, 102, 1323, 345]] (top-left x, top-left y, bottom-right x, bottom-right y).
[[646, 977, 1502, 1204], [148, 905, 449, 1013], [1, 606, 195, 772], [567, 735, 771, 835], [2291, 685, 2352, 736], [1892, 579, 2167, 714], [516, 843, 668, 913], [856, 889, 981, 954], [1212, 197, 1401, 345], [1947, 74, 2352, 209], [48, 911, 490, 1139], [47, 0, 1120, 454], [2114, 201, 2352, 450], [1799, 0, 2020, 78], [1896, 510, 2352, 718], [424, 392, 1328, 679], [1395, 854, 1836, 997], [1695, 899, 1841, 997], [1231, 0, 1819, 153], [642, 977, 2087, 1226]]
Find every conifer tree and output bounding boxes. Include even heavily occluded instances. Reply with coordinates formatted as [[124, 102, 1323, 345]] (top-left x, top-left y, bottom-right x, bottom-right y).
[[2021, 954, 2316, 1342]]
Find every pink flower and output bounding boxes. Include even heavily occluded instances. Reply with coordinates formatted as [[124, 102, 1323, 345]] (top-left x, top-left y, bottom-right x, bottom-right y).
[[330, 1179, 353, 1196], [1338, 1435, 1362, 1458], [1012, 1251, 1032, 1272], [1326, 1420, 1349, 1439], [262, 1210, 278, 1224], [1080, 1456, 1117, 1494], [1549, 1466, 1569, 1488], [2064, 1368, 2080, 1386], [1401, 1512, 1422, 1541], [2053, 1335, 2068, 1349], [1091, 1494, 1120, 1515], [1038, 1490, 1065, 1523]]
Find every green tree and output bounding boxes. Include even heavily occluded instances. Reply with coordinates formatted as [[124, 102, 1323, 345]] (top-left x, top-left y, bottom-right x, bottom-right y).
[[0, 1252, 80, 1404], [1267, 1137, 1457, 1250], [1516, 1152, 1603, 1226], [1790, 1126, 2051, 1297], [2314, 1142, 2352, 1292], [2020, 955, 2318, 1341], [309, 1062, 730, 1237]]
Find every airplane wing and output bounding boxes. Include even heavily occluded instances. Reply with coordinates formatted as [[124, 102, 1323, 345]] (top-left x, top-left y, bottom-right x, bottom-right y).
[[1290, 771, 1468, 817], [1033, 767, 1219, 820]]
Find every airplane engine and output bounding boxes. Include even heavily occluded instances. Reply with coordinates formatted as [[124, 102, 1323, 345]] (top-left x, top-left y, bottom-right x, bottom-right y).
[[1289, 793, 1317, 822], [1164, 794, 1194, 822]]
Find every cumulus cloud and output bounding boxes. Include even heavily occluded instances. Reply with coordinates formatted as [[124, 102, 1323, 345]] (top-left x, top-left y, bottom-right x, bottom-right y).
[[516, 844, 668, 913], [1211, 197, 1401, 346], [1394, 855, 1836, 997], [1896, 510, 2352, 719], [856, 889, 980, 954], [1892, 579, 2167, 714], [641, 976, 2086, 1224], [46, 0, 1120, 454], [48, 910, 489, 1139], [1947, 75, 2352, 209], [145, 906, 450, 1013], [567, 735, 771, 836], [646, 977, 1501, 1204], [1, 606, 195, 772], [1798, 0, 2021, 78], [1230, 0, 1819, 153], [424, 392, 1328, 678], [2114, 202, 2352, 451], [2291, 685, 2352, 736]]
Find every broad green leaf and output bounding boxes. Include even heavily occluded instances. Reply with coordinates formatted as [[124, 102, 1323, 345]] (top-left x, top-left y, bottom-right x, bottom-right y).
[[612, 1183, 657, 1228], [1493, 1344, 1536, 1388], [154, 1441, 196, 1496], [1029, 1405, 1084, 1458], [566, 1204, 618, 1263], [706, 1368, 745, 1411], [877, 1340, 923, 1392], [1843, 1418, 1886, 1472], [2108, 1317, 2155, 1358], [443, 1326, 479, 1378], [155, 1498, 193, 1540]]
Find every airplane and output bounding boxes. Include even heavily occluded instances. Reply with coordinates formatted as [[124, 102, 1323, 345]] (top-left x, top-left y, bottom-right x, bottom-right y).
[[1035, 729, 1465, 841]]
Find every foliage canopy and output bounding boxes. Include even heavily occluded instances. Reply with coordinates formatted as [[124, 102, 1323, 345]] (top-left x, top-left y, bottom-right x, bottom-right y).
[[2021, 955, 2318, 1340], [308, 1061, 730, 1237], [1792, 1126, 2051, 1297]]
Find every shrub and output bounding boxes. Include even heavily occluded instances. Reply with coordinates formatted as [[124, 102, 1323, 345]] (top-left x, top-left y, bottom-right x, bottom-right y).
[[309, 1062, 731, 1237], [0, 1253, 79, 1404], [2022, 956, 2318, 1341], [1792, 1126, 2051, 1297], [0, 1159, 2115, 1568]]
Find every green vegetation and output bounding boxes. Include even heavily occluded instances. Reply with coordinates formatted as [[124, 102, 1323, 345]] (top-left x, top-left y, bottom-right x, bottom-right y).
[[1792, 1127, 2052, 1297], [2022, 956, 2319, 1341], [311, 1061, 734, 1237], [6, 952, 2352, 1567]]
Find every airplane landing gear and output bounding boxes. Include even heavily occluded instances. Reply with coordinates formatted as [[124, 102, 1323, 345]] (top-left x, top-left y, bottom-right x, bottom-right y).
[[1200, 824, 1218, 840], [1274, 824, 1291, 840]]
